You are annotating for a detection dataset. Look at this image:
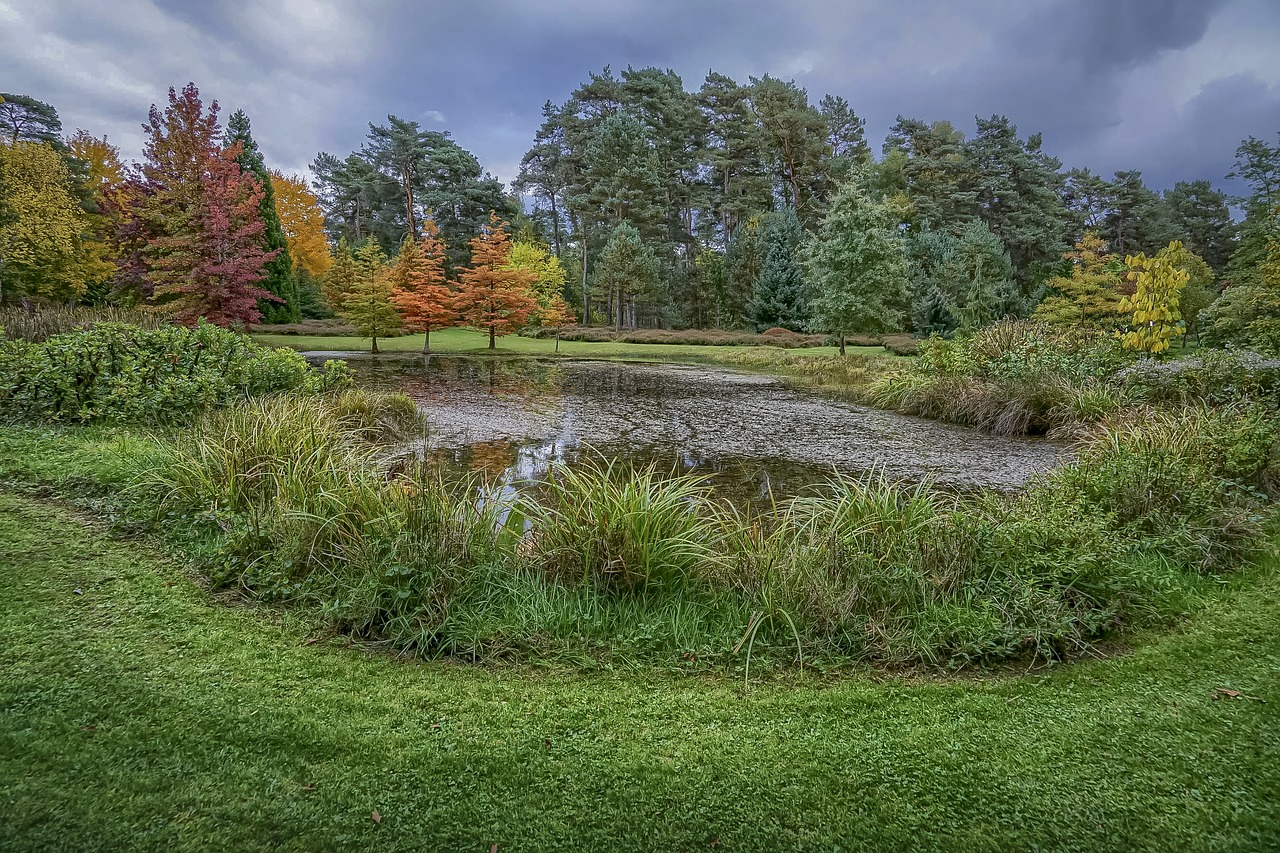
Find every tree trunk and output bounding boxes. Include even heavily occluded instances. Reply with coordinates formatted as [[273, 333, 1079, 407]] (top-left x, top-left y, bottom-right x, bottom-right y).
[[423, 326, 430, 354], [550, 195, 562, 258], [371, 336, 380, 355], [580, 221, 590, 325], [403, 169, 417, 240], [838, 334, 846, 357], [555, 331, 561, 353], [489, 324, 496, 349]]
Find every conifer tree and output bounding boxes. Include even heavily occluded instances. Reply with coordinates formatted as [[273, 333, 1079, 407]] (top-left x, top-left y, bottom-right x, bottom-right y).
[[594, 223, 662, 331], [225, 109, 296, 321], [1032, 233, 1127, 328], [340, 246, 400, 353], [747, 207, 808, 331], [389, 221, 455, 353], [322, 237, 358, 310], [455, 212, 537, 349]]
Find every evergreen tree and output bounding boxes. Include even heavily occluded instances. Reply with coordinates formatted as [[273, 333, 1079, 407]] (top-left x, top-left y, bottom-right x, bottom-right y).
[[723, 215, 765, 328], [882, 117, 974, 233], [965, 116, 1068, 293], [698, 73, 771, 243], [225, 109, 297, 321], [1163, 180, 1236, 273], [1100, 170, 1175, 257], [594, 223, 662, 331], [747, 207, 807, 331], [804, 178, 908, 354], [1225, 134, 1280, 288], [0, 93, 62, 145]]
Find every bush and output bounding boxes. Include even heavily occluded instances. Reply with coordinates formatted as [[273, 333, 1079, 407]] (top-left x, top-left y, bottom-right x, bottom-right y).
[[1116, 349, 1280, 406], [0, 321, 349, 424]]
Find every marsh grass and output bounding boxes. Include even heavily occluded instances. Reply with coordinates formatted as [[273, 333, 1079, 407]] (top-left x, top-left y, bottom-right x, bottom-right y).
[[50, 380, 1280, 673]]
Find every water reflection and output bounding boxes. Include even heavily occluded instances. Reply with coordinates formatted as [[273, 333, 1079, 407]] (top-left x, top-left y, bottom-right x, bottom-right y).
[[315, 353, 1068, 502]]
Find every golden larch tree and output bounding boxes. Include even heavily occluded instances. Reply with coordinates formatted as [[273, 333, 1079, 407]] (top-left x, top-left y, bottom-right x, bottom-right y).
[[455, 212, 537, 349], [390, 221, 455, 353]]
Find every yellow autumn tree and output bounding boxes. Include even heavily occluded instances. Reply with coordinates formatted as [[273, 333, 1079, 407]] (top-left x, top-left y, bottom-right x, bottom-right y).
[[508, 239, 573, 328], [0, 140, 88, 302], [1117, 242, 1189, 354], [66, 130, 126, 296], [270, 171, 332, 278], [1032, 232, 1127, 328]]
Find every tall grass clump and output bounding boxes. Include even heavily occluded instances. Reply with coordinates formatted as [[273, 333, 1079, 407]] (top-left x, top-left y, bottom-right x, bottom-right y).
[[140, 390, 515, 653], [0, 304, 165, 342], [519, 458, 721, 591], [868, 320, 1130, 435], [0, 320, 349, 424]]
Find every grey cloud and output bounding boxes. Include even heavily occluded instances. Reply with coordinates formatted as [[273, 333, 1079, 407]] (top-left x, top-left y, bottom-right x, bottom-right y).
[[1, 0, 1275, 196]]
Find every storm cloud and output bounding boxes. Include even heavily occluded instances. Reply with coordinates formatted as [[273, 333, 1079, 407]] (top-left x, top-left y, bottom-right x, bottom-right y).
[[2, 0, 1277, 195]]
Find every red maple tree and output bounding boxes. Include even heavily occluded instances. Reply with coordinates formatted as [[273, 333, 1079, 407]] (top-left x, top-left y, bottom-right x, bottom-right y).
[[131, 83, 278, 326], [455, 212, 536, 349], [389, 220, 456, 353]]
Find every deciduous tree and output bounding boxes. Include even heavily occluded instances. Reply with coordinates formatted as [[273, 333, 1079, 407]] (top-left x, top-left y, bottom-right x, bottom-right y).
[[389, 221, 454, 353], [226, 109, 296, 322], [455, 213, 536, 348], [270, 171, 332, 277], [1117, 243, 1189, 354], [0, 141, 88, 302], [803, 178, 908, 354], [134, 84, 278, 326]]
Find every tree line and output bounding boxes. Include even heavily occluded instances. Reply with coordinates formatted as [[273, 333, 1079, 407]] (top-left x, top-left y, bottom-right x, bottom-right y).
[[2, 68, 1278, 354]]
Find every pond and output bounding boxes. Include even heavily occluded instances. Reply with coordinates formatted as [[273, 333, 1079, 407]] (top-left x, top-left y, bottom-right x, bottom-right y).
[[309, 353, 1068, 502]]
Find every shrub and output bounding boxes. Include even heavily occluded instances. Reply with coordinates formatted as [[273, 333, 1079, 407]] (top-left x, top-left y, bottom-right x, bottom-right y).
[[1116, 349, 1280, 406], [523, 326, 828, 348], [0, 321, 349, 424]]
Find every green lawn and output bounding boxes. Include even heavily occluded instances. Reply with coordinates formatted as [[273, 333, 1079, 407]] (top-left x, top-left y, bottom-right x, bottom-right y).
[[1, 485, 1277, 850], [251, 327, 886, 363]]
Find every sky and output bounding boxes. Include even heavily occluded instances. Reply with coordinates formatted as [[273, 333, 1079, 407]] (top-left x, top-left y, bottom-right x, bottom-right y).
[[2, 0, 1279, 198]]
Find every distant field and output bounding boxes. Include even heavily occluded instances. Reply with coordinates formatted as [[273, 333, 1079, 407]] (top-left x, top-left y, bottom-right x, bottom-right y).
[[251, 327, 889, 362]]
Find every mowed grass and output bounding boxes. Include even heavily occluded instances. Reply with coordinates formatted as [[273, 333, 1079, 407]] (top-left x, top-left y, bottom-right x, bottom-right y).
[[251, 326, 887, 363], [2, 489, 1279, 850]]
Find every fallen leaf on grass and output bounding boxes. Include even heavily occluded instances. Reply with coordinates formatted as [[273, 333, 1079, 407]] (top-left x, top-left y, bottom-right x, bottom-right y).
[[1212, 688, 1263, 702], [490, 845, 498, 853], [302, 784, 315, 792], [371, 811, 382, 824]]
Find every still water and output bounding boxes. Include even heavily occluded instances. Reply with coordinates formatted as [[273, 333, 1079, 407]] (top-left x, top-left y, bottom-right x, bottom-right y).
[[312, 354, 1068, 501]]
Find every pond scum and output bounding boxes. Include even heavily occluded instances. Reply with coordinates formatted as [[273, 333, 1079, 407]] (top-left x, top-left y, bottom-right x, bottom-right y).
[[3, 318, 1279, 674]]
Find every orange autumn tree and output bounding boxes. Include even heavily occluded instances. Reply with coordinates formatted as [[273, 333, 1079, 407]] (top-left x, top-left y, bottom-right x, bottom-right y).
[[390, 221, 455, 353], [455, 212, 537, 349]]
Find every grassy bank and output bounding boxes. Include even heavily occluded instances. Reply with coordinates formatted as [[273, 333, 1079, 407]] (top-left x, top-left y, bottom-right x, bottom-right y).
[[2, 489, 1278, 850], [251, 326, 889, 363]]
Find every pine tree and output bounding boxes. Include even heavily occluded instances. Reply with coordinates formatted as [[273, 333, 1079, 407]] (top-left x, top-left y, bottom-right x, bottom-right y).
[[225, 109, 296, 322], [389, 222, 455, 353], [804, 178, 908, 355], [455, 212, 537, 349], [594, 223, 662, 331], [747, 207, 808, 331]]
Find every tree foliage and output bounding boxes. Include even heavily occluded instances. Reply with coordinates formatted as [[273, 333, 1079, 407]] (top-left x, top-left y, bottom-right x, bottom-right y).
[[1032, 233, 1127, 329], [803, 177, 908, 353], [0, 141, 88, 302], [270, 171, 332, 278], [455, 213, 536, 348], [131, 84, 278, 326], [389, 221, 454, 352], [1117, 245, 1188, 354]]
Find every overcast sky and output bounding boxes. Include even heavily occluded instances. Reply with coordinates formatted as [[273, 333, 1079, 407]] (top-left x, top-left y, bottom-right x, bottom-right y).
[[3, 0, 1278, 197]]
